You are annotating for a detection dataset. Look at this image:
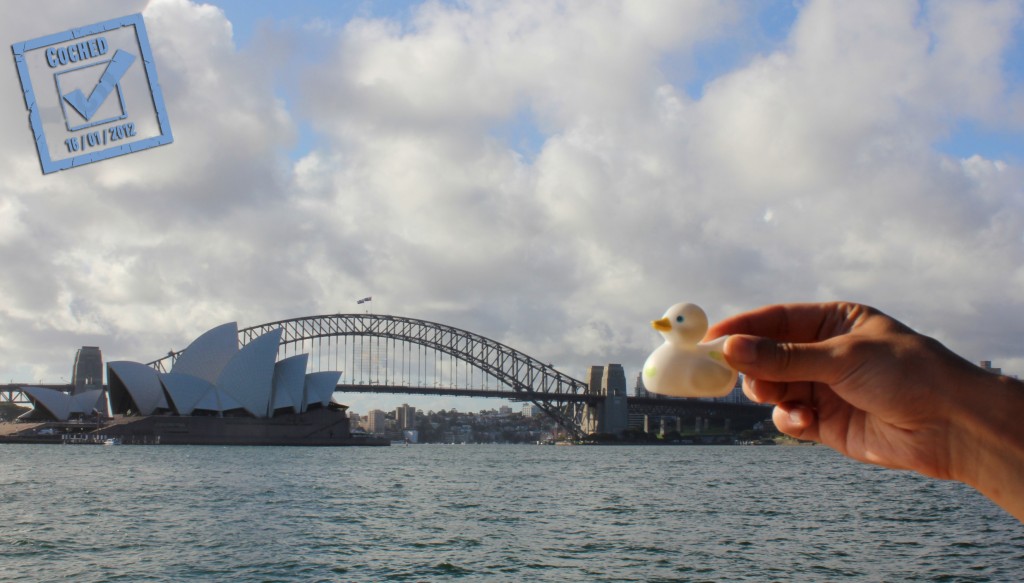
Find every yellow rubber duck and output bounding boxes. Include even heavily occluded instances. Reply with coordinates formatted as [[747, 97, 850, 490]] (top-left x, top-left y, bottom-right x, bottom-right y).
[[642, 302, 737, 397]]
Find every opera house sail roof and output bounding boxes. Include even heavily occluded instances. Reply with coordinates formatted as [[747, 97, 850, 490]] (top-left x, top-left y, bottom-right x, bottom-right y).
[[19, 386, 106, 422], [22, 322, 343, 423]]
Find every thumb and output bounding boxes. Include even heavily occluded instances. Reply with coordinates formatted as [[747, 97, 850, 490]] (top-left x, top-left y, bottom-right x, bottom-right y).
[[724, 334, 841, 384]]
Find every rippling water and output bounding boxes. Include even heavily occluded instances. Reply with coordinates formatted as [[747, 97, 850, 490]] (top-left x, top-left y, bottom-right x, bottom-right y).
[[1, 444, 1022, 581]]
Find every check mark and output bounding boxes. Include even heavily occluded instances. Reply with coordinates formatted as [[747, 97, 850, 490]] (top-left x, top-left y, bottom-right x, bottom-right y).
[[63, 49, 135, 121]]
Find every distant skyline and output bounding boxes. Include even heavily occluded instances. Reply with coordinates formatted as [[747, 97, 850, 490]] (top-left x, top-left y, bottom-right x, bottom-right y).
[[1, 0, 1023, 414]]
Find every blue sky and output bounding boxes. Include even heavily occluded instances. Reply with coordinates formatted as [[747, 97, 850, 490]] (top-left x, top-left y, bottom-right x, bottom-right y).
[[211, 0, 421, 39]]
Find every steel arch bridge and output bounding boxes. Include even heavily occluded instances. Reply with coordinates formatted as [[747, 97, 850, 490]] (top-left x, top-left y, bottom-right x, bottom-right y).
[[149, 314, 594, 438]]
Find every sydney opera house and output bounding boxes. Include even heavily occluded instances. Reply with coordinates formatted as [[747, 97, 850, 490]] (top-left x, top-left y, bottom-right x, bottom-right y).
[[11, 323, 382, 446]]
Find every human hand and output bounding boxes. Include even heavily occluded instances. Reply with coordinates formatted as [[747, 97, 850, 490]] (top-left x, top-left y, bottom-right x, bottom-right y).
[[705, 302, 994, 481]]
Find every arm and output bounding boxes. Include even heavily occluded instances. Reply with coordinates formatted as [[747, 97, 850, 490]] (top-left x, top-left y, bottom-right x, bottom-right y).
[[705, 302, 1024, 522]]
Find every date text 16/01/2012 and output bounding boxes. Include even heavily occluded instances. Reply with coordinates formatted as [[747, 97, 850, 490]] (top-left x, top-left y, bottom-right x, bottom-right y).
[[65, 122, 136, 154]]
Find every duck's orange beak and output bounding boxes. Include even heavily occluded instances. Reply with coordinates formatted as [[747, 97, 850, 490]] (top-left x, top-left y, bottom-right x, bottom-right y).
[[652, 317, 671, 332]]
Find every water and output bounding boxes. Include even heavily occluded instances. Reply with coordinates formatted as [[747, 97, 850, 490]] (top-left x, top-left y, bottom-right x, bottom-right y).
[[1, 444, 1021, 582]]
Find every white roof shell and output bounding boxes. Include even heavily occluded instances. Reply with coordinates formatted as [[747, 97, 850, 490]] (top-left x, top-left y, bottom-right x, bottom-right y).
[[171, 322, 238, 384], [271, 354, 308, 415], [101, 323, 342, 421], [72, 389, 106, 415], [22, 387, 106, 421], [160, 373, 214, 416], [23, 387, 71, 420], [193, 385, 244, 413], [108, 361, 168, 415], [216, 328, 282, 418], [304, 371, 341, 409]]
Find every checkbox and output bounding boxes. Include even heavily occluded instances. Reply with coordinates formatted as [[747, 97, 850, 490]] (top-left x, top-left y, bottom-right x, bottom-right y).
[[55, 59, 130, 131], [61, 49, 136, 126]]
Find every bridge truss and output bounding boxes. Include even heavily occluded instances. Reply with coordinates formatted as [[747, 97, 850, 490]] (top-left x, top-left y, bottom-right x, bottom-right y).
[[150, 314, 593, 438], [0, 388, 31, 406]]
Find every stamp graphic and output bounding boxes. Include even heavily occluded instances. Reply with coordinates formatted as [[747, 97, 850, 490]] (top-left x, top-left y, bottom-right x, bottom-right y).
[[12, 13, 172, 174]]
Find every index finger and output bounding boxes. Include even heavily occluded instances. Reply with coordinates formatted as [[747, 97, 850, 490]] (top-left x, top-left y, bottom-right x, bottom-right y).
[[705, 302, 866, 343]]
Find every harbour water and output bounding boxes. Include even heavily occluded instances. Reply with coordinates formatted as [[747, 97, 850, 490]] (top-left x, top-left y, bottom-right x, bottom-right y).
[[1, 444, 1022, 581]]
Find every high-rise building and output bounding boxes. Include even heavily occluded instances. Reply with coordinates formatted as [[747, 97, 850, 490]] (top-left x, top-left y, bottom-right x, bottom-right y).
[[366, 409, 387, 434], [633, 372, 648, 398], [980, 360, 1002, 375], [395, 403, 416, 430], [980, 360, 1017, 379]]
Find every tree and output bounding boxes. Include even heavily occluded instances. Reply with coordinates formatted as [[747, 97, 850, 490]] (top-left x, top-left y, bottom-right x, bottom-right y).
[[0, 403, 29, 421]]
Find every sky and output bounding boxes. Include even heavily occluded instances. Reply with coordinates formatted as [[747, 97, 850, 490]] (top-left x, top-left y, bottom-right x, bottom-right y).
[[2, 0, 1023, 416]]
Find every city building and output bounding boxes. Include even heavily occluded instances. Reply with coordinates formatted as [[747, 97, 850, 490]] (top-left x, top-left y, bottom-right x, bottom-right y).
[[980, 360, 1002, 374], [522, 403, 540, 417], [395, 403, 416, 430], [634, 371, 652, 398], [366, 409, 387, 434], [979, 361, 1017, 379]]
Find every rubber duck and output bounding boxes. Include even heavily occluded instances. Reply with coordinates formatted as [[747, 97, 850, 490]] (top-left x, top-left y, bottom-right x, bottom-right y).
[[642, 302, 737, 397]]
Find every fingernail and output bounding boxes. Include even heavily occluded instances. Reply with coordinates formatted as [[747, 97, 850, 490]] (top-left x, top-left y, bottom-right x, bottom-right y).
[[725, 335, 758, 365], [789, 407, 810, 428]]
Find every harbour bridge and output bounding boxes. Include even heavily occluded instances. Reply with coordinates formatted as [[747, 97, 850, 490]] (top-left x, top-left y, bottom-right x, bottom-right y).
[[4, 314, 769, 438]]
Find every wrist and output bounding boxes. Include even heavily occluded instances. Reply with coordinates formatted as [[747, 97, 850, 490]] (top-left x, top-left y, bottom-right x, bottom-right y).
[[949, 372, 1024, 521]]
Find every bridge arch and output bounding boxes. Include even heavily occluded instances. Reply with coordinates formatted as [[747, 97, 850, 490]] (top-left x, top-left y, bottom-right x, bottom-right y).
[[149, 314, 592, 438]]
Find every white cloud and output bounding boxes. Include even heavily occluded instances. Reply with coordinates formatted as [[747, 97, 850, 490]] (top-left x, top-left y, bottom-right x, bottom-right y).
[[1, 0, 1023, 412]]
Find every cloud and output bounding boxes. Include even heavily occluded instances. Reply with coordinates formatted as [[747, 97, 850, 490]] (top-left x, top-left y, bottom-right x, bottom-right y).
[[1, 0, 1023, 412], [0, 0, 301, 365]]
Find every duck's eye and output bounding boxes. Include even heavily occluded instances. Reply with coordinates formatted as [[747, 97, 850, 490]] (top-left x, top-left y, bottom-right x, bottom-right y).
[[675, 315, 685, 323]]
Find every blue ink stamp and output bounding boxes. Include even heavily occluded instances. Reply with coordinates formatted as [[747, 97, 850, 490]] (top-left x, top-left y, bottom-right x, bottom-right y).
[[11, 13, 173, 174]]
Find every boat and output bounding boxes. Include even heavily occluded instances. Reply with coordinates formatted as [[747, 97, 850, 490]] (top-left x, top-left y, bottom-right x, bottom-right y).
[[103, 437, 121, 446]]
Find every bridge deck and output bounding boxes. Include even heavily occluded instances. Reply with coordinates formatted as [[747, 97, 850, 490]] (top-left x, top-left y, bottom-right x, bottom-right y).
[[335, 384, 597, 402]]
